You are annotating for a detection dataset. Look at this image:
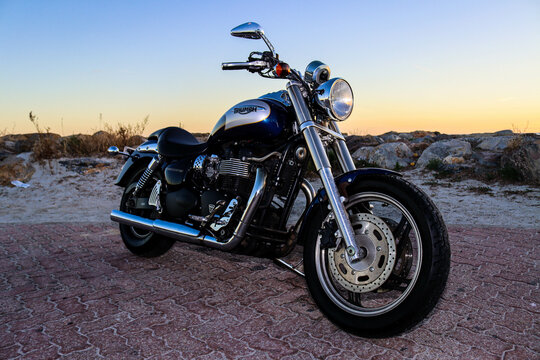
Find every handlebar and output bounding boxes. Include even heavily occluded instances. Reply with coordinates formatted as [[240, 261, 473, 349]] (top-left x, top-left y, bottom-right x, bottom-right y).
[[221, 60, 270, 71]]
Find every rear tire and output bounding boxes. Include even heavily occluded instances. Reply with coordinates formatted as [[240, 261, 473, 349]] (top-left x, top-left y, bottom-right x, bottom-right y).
[[303, 174, 450, 337], [119, 168, 174, 257]]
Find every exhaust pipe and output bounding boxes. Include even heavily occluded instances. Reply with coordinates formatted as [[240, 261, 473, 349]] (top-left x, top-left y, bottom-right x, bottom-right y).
[[111, 168, 267, 251]]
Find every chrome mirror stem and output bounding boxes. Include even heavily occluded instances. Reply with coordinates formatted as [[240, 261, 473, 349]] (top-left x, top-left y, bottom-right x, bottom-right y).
[[259, 32, 276, 58]]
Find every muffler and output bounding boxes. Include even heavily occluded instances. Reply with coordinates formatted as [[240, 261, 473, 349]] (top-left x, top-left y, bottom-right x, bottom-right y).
[[111, 168, 267, 251]]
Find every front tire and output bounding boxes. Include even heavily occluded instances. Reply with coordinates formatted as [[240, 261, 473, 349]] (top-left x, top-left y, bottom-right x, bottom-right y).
[[119, 168, 174, 257], [303, 174, 450, 337]]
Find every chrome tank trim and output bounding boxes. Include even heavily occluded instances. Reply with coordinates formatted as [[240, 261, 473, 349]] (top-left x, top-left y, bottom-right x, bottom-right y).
[[224, 99, 271, 130], [110, 168, 267, 251]]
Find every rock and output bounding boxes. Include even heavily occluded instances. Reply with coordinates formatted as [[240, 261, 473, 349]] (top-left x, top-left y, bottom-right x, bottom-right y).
[[345, 135, 385, 153], [477, 136, 514, 151], [353, 142, 414, 169], [501, 138, 540, 184], [472, 151, 501, 167], [398, 133, 414, 141], [0, 133, 60, 154], [379, 131, 401, 142], [0, 150, 14, 162], [411, 136, 436, 144], [410, 142, 430, 153], [494, 129, 513, 136], [443, 156, 465, 165], [411, 130, 438, 139], [417, 139, 472, 167], [0, 155, 35, 186]]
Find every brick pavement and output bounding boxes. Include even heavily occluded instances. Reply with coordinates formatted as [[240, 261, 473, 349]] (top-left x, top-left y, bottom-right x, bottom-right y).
[[0, 223, 538, 359]]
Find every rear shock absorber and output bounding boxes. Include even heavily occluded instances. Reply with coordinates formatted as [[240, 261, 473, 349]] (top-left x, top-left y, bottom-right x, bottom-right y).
[[132, 156, 162, 197]]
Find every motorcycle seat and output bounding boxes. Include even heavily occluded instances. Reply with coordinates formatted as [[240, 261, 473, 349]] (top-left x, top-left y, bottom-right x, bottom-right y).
[[157, 127, 207, 158]]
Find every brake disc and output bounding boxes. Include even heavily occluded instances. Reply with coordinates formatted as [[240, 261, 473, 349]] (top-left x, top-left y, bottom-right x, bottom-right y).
[[328, 213, 396, 293]]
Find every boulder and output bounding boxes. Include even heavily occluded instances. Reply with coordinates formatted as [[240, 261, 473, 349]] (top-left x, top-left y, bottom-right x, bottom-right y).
[[410, 142, 431, 153], [410, 130, 438, 139], [477, 136, 514, 151], [345, 135, 385, 153], [501, 138, 540, 184], [417, 139, 472, 167], [494, 129, 513, 136], [0, 133, 60, 154], [443, 156, 465, 165], [379, 131, 401, 142], [353, 142, 414, 169], [398, 132, 414, 141], [411, 136, 436, 144], [0, 155, 35, 186], [472, 151, 501, 167]]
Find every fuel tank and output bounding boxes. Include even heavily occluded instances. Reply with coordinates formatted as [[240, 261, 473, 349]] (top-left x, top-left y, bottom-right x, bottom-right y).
[[207, 95, 292, 147]]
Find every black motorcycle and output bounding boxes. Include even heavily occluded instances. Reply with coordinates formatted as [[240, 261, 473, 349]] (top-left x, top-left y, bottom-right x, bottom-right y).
[[108, 22, 450, 337]]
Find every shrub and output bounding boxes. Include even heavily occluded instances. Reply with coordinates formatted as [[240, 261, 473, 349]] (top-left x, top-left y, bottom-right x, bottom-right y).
[[426, 158, 443, 171], [499, 165, 522, 182], [29, 112, 61, 160]]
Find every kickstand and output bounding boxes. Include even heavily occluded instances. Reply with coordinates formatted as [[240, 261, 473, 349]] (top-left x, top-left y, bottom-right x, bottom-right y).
[[274, 258, 305, 277]]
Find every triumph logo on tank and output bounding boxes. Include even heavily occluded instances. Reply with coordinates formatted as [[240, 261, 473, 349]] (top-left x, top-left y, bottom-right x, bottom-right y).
[[233, 105, 266, 115], [225, 100, 271, 130]]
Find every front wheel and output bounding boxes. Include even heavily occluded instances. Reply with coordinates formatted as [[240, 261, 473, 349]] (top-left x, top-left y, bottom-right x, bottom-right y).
[[303, 174, 450, 337]]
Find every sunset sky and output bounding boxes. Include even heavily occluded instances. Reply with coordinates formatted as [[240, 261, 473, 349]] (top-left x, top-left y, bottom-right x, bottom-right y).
[[1, 0, 539, 136]]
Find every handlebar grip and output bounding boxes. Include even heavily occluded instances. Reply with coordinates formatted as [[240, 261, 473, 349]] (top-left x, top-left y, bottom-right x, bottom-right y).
[[221, 60, 270, 71], [221, 62, 251, 70]]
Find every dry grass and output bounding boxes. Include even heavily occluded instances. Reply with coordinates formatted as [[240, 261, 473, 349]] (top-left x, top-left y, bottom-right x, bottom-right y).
[[28, 112, 149, 160], [29, 111, 61, 160]]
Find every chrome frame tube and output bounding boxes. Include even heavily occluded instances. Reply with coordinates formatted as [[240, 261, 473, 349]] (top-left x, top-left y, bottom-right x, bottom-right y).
[[111, 167, 267, 251], [286, 82, 361, 262], [329, 121, 356, 173]]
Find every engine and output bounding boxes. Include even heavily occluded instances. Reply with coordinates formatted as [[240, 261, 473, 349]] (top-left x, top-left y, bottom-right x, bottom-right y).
[[192, 154, 254, 196]]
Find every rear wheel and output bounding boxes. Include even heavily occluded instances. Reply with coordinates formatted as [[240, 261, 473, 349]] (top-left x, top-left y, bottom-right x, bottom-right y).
[[119, 168, 174, 257], [303, 174, 450, 337]]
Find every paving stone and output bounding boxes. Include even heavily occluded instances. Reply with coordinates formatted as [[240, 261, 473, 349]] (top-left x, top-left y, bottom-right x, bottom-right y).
[[0, 223, 538, 359]]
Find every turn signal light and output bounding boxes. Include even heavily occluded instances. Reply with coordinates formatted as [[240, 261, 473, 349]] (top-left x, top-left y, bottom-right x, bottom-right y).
[[274, 62, 291, 78]]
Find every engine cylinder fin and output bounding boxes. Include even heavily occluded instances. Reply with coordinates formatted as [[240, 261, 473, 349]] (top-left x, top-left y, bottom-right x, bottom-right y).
[[219, 158, 251, 178]]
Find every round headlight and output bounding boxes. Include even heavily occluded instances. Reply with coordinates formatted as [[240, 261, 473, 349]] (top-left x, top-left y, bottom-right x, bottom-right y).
[[315, 78, 354, 121]]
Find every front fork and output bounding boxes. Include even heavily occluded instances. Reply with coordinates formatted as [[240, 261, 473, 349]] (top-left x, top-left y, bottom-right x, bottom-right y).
[[287, 82, 363, 263]]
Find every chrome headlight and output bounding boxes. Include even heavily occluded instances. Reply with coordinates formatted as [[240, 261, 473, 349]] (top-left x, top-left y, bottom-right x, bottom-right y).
[[315, 78, 354, 121]]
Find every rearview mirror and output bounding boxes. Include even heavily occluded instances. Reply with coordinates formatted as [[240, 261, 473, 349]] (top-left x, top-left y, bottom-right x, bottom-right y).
[[231, 22, 264, 39]]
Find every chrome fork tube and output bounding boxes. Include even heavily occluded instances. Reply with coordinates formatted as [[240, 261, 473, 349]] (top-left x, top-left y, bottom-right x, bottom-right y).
[[287, 82, 361, 262], [329, 121, 356, 173]]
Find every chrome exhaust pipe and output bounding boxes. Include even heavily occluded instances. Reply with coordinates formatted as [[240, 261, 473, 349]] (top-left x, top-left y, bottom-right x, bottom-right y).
[[111, 168, 267, 251]]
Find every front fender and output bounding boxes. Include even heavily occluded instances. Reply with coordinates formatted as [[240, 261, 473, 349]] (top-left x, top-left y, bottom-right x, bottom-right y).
[[296, 168, 401, 245]]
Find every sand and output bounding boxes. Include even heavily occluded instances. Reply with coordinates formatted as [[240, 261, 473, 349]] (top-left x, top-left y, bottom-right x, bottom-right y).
[[1, 154, 538, 228]]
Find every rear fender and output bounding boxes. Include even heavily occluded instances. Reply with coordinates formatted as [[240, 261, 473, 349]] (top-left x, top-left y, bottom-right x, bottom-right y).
[[114, 147, 159, 187], [296, 168, 401, 245]]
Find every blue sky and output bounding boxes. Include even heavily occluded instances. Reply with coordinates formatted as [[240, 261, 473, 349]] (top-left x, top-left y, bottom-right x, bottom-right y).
[[1, 0, 539, 135]]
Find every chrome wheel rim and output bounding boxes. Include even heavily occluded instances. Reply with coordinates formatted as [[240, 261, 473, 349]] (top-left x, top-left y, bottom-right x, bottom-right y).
[[315, 192, 423, 316]]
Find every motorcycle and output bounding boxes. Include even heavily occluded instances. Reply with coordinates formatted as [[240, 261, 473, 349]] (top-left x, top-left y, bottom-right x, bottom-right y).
[[108, 22, 450, 337]]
